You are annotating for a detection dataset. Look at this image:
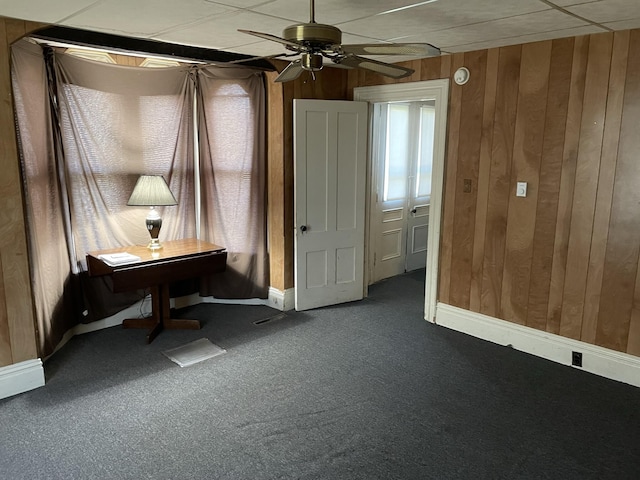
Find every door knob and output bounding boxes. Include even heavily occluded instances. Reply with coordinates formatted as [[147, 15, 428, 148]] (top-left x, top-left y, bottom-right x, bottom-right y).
[[300, 225, 308, 233], [410, 207, 417, 215]]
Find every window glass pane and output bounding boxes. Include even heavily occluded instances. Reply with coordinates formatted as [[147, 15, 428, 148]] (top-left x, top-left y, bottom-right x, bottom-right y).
[[417, 105, 435, 200], [384, 104, 409, 201]]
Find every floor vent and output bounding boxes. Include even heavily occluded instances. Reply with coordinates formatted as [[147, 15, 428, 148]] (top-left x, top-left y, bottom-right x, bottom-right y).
[[254, 313, 287, 326]]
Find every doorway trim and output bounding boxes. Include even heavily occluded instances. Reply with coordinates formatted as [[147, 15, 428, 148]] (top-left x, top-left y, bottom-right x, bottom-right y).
[[354, 79, 449, 323]]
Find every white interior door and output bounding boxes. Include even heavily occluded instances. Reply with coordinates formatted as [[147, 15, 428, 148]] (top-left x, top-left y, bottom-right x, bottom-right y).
[[371, 101, 435, 282], [294, 99, 368, 311], [406, 102, 435, 272]]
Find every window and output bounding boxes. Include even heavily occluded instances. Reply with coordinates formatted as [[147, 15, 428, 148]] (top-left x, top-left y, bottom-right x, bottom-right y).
[[381, 100, 435, 204]]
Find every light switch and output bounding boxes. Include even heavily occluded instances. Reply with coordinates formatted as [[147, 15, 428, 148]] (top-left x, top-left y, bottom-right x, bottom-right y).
[[516, 182, 527, 197]]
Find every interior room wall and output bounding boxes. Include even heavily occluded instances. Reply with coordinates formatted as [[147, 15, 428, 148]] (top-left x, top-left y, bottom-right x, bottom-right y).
[[349, 29, 640, 356], [268, 29, 640, 358]]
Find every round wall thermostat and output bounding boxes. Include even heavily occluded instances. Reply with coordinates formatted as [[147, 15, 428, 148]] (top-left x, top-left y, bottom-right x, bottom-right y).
[[454, 67, 470, 85]]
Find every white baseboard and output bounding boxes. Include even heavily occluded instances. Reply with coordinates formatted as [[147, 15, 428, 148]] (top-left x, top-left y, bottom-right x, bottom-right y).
[[0, 359, 45, 400], [61, 288, 294, 349], [175, 293, 265, 308], [50, 291, 290, 361], [75, 300, 148, 334], [173, 288, 295, 311], [49, 299, 150, 358], [267, 287, 295, 311], [435, 303, 640, 388]]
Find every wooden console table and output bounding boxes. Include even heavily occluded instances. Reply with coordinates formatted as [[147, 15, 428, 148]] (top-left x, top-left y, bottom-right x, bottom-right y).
[[87, 239, 227, 343]]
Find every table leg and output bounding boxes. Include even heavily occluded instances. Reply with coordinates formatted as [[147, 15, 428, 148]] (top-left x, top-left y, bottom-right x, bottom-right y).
[[159, 283, 200, 331], [123, 283, 200, 343]]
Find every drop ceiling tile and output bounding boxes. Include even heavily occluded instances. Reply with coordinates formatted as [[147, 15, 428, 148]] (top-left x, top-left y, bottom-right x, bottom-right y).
[[205, 0, 277, 7], [154, 10, 296, 51], [603, 18, 640, 30], [0, 0, 97, 23], [226, 39, 288, 57], [551, 0, 603, 5], [338, 0, 552, 41], [566, 0, 640, 24], [252, 0, 426, 26], [380, 9, 590, 51], [443, 24, 605, 52], [64, 0, 235, 37]]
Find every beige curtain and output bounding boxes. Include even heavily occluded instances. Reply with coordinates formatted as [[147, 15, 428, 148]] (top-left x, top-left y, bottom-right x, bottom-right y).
[[12, 39, 78, 356], [197, 67, 268, 299], [51, 52, 197, 325], [53, 52, 196, 268]]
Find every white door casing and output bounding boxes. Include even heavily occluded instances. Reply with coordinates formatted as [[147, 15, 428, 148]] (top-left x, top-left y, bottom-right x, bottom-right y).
[[294, 99, 368, 311], [354, 80, 449, 322]]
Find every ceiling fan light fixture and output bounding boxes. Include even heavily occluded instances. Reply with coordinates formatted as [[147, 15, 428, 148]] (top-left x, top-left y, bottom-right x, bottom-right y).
[[301, 52, 323, 71]]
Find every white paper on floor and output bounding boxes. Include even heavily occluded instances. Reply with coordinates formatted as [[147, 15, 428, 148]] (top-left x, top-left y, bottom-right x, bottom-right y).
[[163, 338, 226, 367]]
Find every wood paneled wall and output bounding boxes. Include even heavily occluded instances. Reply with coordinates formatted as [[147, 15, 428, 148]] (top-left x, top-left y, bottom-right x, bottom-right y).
[[0, 17, 43, 367], [343, 29, 640, 356]]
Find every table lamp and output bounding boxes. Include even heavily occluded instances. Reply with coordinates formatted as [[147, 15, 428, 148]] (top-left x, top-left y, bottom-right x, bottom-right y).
[[127, 175, 177, 250]]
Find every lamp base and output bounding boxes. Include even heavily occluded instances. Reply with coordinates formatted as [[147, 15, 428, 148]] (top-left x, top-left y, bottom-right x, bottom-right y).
[[147, 238, 163, 251], [145, 207, 163, 251]]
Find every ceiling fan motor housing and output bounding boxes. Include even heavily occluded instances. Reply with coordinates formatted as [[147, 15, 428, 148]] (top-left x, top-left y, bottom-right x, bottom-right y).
[[283, 23, 342, 47]]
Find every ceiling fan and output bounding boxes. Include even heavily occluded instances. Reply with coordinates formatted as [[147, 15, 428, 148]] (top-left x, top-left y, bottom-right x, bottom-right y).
[[238, 0, 440, 82]]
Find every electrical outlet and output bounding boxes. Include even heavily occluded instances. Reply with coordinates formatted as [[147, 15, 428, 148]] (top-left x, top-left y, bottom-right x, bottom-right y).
[[572, 351, 582, 367]]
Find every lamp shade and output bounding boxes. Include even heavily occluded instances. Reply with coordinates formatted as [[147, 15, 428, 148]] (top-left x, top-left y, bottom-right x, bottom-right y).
[[127, 175, 177, 206]]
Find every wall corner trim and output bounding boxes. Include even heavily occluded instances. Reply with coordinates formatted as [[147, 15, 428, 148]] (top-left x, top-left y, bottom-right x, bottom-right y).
[[435, 303, 640, 388], [0, 359, 45, 400], [268, 287, 295, 311]]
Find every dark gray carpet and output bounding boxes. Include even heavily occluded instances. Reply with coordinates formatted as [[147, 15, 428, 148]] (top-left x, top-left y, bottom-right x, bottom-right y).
[[1, 270, 639, 479]]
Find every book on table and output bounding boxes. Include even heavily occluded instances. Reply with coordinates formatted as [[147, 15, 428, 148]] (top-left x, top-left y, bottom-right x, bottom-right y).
[[97, 252, 142, 266]]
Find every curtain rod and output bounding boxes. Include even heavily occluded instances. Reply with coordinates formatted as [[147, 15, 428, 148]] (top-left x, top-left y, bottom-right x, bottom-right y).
[[30, 25, 276, 71]]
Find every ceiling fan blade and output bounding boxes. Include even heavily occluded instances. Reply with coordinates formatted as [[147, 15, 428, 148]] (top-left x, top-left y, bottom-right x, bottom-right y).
[[275, 60, 305, 82], [225, 52, 299, 65], [238, 29, 304, 50], [338, 43, 440, 57], [334, 55, 414, 79]]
